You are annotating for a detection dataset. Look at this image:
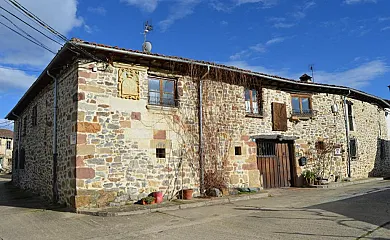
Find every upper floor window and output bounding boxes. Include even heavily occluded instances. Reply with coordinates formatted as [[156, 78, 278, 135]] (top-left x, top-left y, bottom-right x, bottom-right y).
[[32, 105, 37, 127], [148, 77, 177, 107], [347, 102, 354, 131], [245, 88, 262, 115], [6, 141, 11, 150], [291, 94, 313, 117]]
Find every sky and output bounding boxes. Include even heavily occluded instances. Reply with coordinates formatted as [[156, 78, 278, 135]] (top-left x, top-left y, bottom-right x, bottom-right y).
[[0, 0, 390, 129]]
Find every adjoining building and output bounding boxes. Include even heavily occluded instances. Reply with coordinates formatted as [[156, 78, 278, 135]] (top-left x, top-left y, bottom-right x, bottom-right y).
[[5, 39, 390, 209], [0, 129, 13, 173]]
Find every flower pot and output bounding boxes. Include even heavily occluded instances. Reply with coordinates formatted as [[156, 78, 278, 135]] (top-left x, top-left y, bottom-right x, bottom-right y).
[[153, 191, 163, 204], [182, 189, 193, 200]]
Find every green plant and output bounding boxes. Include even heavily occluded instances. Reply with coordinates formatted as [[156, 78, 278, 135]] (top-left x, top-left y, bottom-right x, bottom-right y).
[[142, 196, 155, 204], [302, 170, 316, 185]]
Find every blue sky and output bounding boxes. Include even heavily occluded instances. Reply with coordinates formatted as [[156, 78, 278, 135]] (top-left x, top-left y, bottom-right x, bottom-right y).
[[0, 0, 390, 128]]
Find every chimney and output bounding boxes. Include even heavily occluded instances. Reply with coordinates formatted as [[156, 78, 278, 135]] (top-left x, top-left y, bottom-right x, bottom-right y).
[[299, 74, 312, 83]]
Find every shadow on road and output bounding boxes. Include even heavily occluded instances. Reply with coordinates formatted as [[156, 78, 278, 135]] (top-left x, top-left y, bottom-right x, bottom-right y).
[[0, 175, 73, 213]]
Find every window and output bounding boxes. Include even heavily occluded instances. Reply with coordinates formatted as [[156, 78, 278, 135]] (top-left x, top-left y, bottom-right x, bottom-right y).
[[235, 146, 242, 156], [257, 141, 276, 157], [156, 148, 166, 158], [148, 77, 177, 107], [23, 117, 27, 136], [291, 94, 313, 116], [6, 141, 11, 150], [32, 105, 37, 127], [245, 88, 262, 115], [349, 138, 358, 159], [347, 103, 354, 131]]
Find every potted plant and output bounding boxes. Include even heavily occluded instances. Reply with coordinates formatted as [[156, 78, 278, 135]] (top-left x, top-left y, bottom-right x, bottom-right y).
[[182, 189, 193, 200], [302, 170, 316, 186], [141, 196, 156, 205]]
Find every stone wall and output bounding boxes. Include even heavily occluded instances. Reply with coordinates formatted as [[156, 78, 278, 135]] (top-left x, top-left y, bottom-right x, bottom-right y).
[[73, 61, 389, 208], [74, 63, 200, 208], [12, 63, 78, 206]]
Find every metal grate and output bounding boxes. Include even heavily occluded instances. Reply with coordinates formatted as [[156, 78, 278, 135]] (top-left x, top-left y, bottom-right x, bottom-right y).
[[257, 141, 276, 157]]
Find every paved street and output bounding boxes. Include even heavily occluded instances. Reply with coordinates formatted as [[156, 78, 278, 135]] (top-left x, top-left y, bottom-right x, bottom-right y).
[[1, 175, 390, 240]]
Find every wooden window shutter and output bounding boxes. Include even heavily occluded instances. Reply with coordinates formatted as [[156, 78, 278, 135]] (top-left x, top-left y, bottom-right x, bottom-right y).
[[272, 102, 288, 131]]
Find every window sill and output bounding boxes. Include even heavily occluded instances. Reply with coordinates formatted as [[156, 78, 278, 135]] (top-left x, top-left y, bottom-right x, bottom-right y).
[[146, 104, 178, 112], [245, 113, 264, 119], [290, 115, 313, 121]]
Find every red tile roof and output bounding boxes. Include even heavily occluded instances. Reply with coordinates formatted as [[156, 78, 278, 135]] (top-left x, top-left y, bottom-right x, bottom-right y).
[[0, 129, 13, 139]]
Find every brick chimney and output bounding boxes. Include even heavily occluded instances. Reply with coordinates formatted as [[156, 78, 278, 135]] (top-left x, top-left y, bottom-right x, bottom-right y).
[[299, 74, 312, 83]]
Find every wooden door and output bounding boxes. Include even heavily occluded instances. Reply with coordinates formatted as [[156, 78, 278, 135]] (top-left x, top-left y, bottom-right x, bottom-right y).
[[257, 141, 291, 189]]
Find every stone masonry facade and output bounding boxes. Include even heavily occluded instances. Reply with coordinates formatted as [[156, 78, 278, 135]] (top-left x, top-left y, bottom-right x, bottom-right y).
[[12, 63, 78, 206], [11, 58, 389, 209]]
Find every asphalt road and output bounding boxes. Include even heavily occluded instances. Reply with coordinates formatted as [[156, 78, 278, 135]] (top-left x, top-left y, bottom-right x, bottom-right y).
[[1, 175, 390, 240]]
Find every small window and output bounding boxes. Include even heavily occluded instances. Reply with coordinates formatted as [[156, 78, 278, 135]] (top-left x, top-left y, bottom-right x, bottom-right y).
[[32, 105, 37, 127], [235, 146, 242, 156], [156, 148, 166, 158], [316, 141, 325, 150], [245, 88, 262, 115], [347, 103, 354, 131], [291, 94, 312, 117], [350, 138, 358, 159], [148, 77, 177, 107], [23, 117, 27, 136], [257, 141, 276, 157], [6, 141, 11, 150]]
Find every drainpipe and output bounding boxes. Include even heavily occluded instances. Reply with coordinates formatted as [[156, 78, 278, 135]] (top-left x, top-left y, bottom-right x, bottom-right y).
[[199, 65, 210, 196], [47, 70, 59, 203], [10, 112, 21, 181], [343, 90, 352, 178]]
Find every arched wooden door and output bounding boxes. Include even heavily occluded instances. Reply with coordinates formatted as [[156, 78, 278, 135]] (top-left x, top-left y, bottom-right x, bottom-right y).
[[257, 140, 292, 189]]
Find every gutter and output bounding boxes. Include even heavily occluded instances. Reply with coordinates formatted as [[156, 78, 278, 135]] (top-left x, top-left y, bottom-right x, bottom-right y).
[[73, 41, 390, 109], [343, 90, 352, 178], [198, 65, 210, 196], [47, 70, 59, 203]]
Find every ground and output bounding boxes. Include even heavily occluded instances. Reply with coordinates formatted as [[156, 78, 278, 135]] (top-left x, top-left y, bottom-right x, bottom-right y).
[[1, 174, 390, 240]]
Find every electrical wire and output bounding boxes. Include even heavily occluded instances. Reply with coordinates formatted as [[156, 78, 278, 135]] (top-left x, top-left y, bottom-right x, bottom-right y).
[[0, 5, 63, 46], [0, 19, 56, 54], [0, 13, 55, 53], [5, 0, 106, 63]]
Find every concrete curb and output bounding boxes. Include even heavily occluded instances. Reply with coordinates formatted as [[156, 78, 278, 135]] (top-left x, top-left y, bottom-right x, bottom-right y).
[[311, 177, 384, 189], [77, 192, 269, 217]]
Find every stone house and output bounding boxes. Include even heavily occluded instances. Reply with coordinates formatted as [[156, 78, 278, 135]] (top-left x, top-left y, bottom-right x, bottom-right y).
[[5, 39, 390, 209], [0, 129, 13, 172]]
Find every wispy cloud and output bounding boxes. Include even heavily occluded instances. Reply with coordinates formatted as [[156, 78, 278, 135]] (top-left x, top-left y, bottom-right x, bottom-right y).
[[223, 59, 389, 89], [210, 0, 279, 12], [87, 6, 107, 15], [316, 60, 388, 88], [273, 23, 296, 28], [220, 20, 228, 26], [229, 36, 287, 60], [381, 26, 390, 31], [265, 37, 285, 45], [120, 0, 159, 12], [291, 1, 316, 20], [158, 0, 200, 32], [344, 0, 377, 4], [0, 66, 36, 89], [378, 17, 390, 22]]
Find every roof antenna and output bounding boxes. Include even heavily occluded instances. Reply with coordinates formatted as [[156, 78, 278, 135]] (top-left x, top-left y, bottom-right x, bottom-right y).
[[309, 64, 315, 82], [142, 21, 153, 53]]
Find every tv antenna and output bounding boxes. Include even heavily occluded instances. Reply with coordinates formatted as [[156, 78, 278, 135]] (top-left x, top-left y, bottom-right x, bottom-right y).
[[309, 64, 315, 82], [142, 21, 153, 53]]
